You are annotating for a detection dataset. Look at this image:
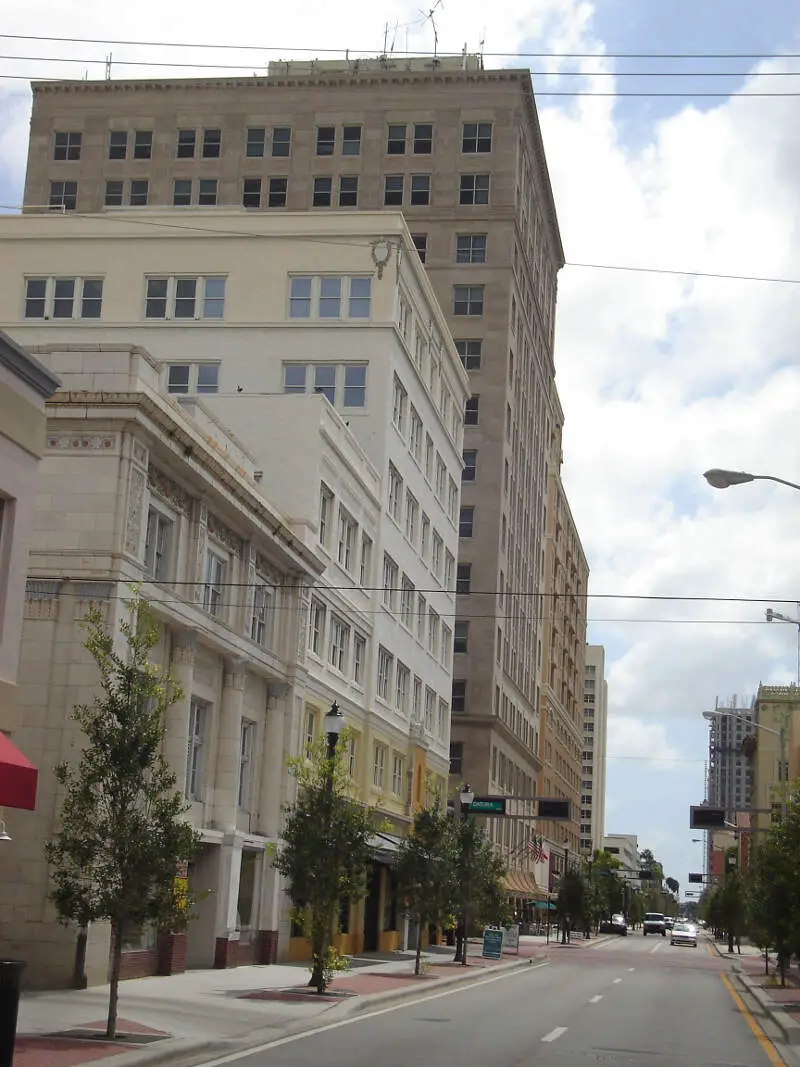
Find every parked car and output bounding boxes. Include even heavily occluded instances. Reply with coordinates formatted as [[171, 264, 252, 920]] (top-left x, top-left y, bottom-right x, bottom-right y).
[[670, 921, 698, 948], [664, 917, 675, 930], [642, 912, 667, 936], [610, 914, 628, 935]]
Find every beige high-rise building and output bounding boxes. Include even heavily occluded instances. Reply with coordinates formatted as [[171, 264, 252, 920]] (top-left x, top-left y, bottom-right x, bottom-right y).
[[751, 684, 800, 834], [537, 420, 589, 881], [21, 56, 573, 896], [582, 645, 608, 857]]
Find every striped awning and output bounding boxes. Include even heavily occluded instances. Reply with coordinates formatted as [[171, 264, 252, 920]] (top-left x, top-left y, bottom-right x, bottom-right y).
[[502, 869, 545, 898]]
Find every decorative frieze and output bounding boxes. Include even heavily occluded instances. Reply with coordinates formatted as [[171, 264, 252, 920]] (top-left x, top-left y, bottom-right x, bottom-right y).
[[46, 434, 117, 451], [24, 579, 61, 620], [207, 512, 243, 557], [125, 466, 146, 556], [148, 465, 190, 515], [171, 630, 198, 667]]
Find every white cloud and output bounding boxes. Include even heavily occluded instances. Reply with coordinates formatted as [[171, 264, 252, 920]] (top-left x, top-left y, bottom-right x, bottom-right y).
[[607, 715, 684, 771]]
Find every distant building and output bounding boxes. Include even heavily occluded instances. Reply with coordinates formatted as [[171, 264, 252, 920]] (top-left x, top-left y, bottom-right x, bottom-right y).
[[581, 645, 608, 856], [750, 684, 800, 835], [602, 833, 639, 878], [703, 700, 754, 822]]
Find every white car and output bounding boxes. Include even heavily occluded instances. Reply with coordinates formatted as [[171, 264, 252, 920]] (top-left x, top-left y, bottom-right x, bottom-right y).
[[670, 921, 698, 948]]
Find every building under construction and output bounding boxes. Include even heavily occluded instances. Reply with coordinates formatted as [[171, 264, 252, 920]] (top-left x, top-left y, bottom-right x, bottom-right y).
[[703, 697, 755, 821]]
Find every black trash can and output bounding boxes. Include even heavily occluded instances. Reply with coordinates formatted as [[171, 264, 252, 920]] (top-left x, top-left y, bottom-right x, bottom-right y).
[[0, 960, 26, 1067]]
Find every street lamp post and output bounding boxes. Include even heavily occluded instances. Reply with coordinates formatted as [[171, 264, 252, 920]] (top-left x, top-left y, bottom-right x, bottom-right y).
[[766, 607, 800, 686], [455, 783, 474, 966], [324, 702, 345, 792], [703, 469, 800, 493]]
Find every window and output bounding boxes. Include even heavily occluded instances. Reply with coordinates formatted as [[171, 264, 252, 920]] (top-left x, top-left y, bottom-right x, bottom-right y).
[[130, 179, 149, 206], [238, 720, 255, 809], [24, 277, 103, 320], [444, 550, 455, 590], [409, 408, 423, 462], [173, 179, 192, 206], [457, 234, 487, 263], [387, 465, 402, 521], [145, 276, 226, 320], [316, 126, 335, 155], [313, 177, 333, 207], [438, 700, 448, 741], [373, 742, 387, 788], [455, 339, 482, 370], [382, 553, 398, 610], [54, 131, 82, 161], [405, 493, 419, 545], [318, 277, 341, 317], [329, 616, 350, 673], [243, 178, 262, 208], [441, 625, 452, 669], [342, 125, 362, 155], [413, 123, 433, 153], [462, 122, 493, 153], [166, 363, 220, 395], [410, 175, 431, 205], [449, 741, 463, 775], [339, 175, 358, 207], [412, 678, 423, 724], [272, 126, 291, 156], [304, 707, 317, 756], [353, 633, 366, 686], [289, 277, 312, 318], [417, 594, 427, 640], [198, 178, 218, 206], [359, 535, 372, 586], [308, 599, 326, 656], [462, 449, 477, 482], [104, 180, 124, 207], [435, 456, 447, 500], [251, 580, 273, 645], [424, 436, 434, 481], [109, 130, 127, 159], [24, 279, 46, 319], [177, 129, 196, 158], [288, 276, 371, 319], [459, 174, 490, 205], [384, 175, 404, 206], [464, 396, 480, 425], [349, 277, 371, 318], [186, 700, 206, 800], [377, 647, 393, 702], [392, 754, 405, 796], [246, 127, 266, 157], [51, 278, 71, 318], [202, 128, 221, 158], [459, 506, 474, 537], [421, 513, 430, 560], [49, 181, 77, 211], [203, 549, 226, 616], [268, 177, 288, 207], [428, 609, 440, 657], [454, 285, 484, 316], [452, 679, 467, 713], [395, 663, 410, 715], [431, 532, 443, 580], [144, 508, 172, 580], [456, 563, 472, 594], [447, 478, 458, 522], [337, 508, 356, 571], [400, 576, 415, 627], [387, 124, 406, 154], [392, 375, 408, 433], [454, 621, 469, 654], [319, 484, 333, 547], [411, 233, 427, 262], [133, 130, 152, 159], [282, 362, 367, 405]]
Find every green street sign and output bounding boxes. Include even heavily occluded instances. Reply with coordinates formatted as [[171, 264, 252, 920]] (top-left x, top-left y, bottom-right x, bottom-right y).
[[468, 796, 507, 814]]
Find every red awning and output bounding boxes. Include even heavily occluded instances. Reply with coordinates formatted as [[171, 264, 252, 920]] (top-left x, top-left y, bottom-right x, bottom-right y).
[[0, 732, 38, 810]]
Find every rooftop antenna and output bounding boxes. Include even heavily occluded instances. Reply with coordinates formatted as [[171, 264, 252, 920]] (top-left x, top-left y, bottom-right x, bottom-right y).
[[105, 53, 112, 80], [479, 30, 486, 68], [419, 0, 443, 64]]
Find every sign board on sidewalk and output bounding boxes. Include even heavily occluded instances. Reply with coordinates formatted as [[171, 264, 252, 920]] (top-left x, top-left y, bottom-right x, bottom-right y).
[[482, 927, 503, 959], [502, 924, 520, 953], [468, 796, 507, 814]]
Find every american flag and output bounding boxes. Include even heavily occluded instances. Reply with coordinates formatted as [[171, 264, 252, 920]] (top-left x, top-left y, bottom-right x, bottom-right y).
[[528, 836, 549, 863]]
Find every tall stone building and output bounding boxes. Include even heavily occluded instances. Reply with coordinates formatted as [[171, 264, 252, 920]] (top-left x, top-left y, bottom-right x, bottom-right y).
[[21, 55, 578, 892], [581, 645, 608, 857]]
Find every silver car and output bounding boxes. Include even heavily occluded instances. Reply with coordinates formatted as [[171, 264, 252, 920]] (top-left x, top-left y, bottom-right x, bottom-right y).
[[670, 921, 698, 948]]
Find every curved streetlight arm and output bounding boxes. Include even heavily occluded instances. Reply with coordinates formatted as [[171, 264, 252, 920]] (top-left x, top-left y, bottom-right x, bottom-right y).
[[703, 468, 800, 493]]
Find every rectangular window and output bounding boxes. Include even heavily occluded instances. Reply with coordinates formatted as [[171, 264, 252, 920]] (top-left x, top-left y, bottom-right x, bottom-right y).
[[382, 553, 398, 611], [392, 375, 408, 433], [105, 180, 123, 207], [427, 609, 440, 657], [387, 124, 406, 154], [133, 130, 152, 159], [435, 456, 447, 500], [400, 576, 415, 629], [373, 743, 387, 788], [174, 278, 197, 318], [455, 339, 482, 370], [48, 181, 77, 211], [54, 131, 82, 161], [316, 126, 336, 155], [24, 278, 47, 319], [447, 478, 458, 523], [203, 549, 226, 616], [395, 663, 410, 715], [108, 130, 128, 159], [411, 233, 427, 262], [346, 736, 358, 778], [456, 562, 472, 594], [177, 128, 196, 158], [328, 616, 350, 673], [464, 395, 480, 425], [52, 278, 75, 319], [387, 464, 403, 522], [449, 741, 463, 775], [318, 276, 341, 317], [417, 594, 427, 640], [250, 580, 273, 645], [360, 535, 372, 586], [409, 407, 423, 462], [344, 363, 367, 406], [462, 122, 493, 153], [186, 700, 206, 800], [462, 449, 477, 482], [202, 128, 221, 158], [424, 688, 436, 734], [145, 278, 168, 319], [337, 508, 356, 572], [454, 285, 484, 316], [452, 679, 467, 713], [272, 126, 292, 156], [454, 620, 469, 654], [313, 176, 333, 207], [384, 175, 404, 206], [243, 178, 262, 208], [319, 483, 333, 547], [413, 123, 433, 153], [444, 550, 455, 591], [173, 179, 192, 206], [431, 532, 443, 579], [289, 276, 312, 318], [392, 754, 405, 796], [459, 174, 490, 205], [308, 599, 326, 656], [203, 277, 225, 318], [144, 508, 172, 581], [238, 720, 255, 809], [130, 179, 149, 206], [339, 175, 358, 207], [349, 277, 371, 318], [377, 648, 393, 702], [246, 127, 266, 157], [268, 177, 288, 207], [410, 175, 431, 205], [304, 707, 317, 756], [412, 678, 423, 724], [459, 506, 474, 537], [441, 624, 452, 669], [353, 633, 366, 686], [198, 178, 218, 206], [404, 493, 419, 545], [420, 513, 430, 561], [342, 125, 362, 155], [456, 234, 487, 263]]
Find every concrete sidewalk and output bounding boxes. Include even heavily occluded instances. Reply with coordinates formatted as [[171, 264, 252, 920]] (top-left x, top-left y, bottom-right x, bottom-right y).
[[729, 944, 800, 1051], [14, 939, 548, 1067]]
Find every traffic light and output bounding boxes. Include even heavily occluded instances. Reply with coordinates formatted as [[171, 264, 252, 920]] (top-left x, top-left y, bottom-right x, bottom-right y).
[[688, 872, 704, 884], [689, 805, 726, 830]]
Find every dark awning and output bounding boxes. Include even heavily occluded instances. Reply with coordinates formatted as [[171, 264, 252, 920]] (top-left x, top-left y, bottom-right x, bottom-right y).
[[0, 732, 38, 810], [368, 831, 404, 863]]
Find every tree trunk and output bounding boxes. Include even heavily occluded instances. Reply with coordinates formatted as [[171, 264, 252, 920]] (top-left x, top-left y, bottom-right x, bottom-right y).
[[106, 924, 123, 1039], [414, 916, 423, 976], [727, 928, 734, 954], [72, 925, 89, 990]]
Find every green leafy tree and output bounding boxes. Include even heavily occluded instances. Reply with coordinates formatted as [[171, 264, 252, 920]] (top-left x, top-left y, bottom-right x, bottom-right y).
[[272, 729, 380, 993], [557, 868, 586, 936], [721, 866, 746, 954], [627, 888, 645, 926], [46, 594, 200, 1038], [395, 807, 457, 974], [665, 876, 679, 896], [589, 852, 624, 926], [746, 802, 800, 986], [452, 816, 510, 960]]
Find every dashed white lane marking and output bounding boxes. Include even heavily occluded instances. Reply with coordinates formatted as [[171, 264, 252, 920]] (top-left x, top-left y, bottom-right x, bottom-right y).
[[542, 1027, 568, 1043], [613, 978, 622, 984], [649, 942, 663, 954], [627, 967, 635, 972], [589, 995, 603, 1003]]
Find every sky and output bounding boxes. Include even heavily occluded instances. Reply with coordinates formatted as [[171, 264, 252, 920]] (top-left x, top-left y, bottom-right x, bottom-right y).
[[1, 0, 800, 898]]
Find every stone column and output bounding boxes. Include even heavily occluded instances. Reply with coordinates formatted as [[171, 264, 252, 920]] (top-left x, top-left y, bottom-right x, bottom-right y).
[[214, 658, 246, 833], [214, 833, 243, 968], [165, 629, 197, 793]]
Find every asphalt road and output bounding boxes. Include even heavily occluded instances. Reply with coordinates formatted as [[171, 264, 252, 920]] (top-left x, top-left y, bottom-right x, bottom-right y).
[[204, 933, 782, 1067]]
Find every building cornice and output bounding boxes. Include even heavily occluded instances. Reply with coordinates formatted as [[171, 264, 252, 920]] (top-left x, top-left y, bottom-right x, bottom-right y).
[[0, 330, 61, 399]]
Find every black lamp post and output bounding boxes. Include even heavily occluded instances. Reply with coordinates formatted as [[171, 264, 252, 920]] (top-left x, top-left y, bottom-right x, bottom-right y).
[[456, 783, 475, 965], [324, 702, 345, 792]]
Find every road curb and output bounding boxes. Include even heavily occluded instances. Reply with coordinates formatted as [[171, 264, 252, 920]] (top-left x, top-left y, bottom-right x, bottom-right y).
[[734, 970, 800, 1047]]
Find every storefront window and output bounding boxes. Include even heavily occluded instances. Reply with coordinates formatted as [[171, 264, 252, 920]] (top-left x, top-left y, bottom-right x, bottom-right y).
[[339, 897, 350, 934], [383, 870, 398, 931], [236, 851, 258, 942]]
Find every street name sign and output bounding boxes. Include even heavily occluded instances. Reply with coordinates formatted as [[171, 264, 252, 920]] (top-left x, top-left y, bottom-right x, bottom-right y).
[[482, 927, 503, 959], [468, 796, 507, 814]]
